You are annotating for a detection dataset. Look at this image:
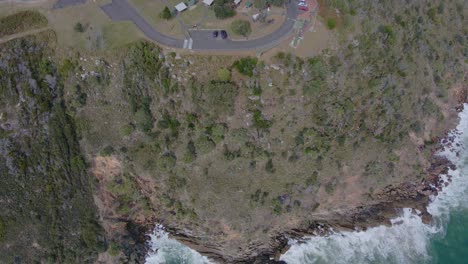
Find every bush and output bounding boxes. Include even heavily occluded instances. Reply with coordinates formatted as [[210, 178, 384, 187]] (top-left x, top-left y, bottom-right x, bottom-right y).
[[232, 57, 258, 77], [108, 241, 121, 256], [183, 140, 197, 162], [158, 152, 177, 171], [254, 0, 268, 9], [217, 68, 231, 82], [74, 22, 85, 33], [0, 219, 5, 241], [120, 123, 135, 136], [265, 158, 275, 173], [253, 109, 271, 129], [195, 135, 216, 154], [160, 6, 172, 20], [327, 18, 337, 30], [270, 0, 284, 7], [213, 0, 235, 19], [100, 146, 115, 156], [231, 19, 252, 37]]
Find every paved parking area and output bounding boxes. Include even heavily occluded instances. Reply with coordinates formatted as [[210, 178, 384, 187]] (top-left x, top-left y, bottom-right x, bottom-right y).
[[100, 0, 298, 51]]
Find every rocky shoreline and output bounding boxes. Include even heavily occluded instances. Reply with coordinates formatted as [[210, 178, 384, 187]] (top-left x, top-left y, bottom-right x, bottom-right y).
[[130, 95, 468, 264], [130, 131, 458, 263]]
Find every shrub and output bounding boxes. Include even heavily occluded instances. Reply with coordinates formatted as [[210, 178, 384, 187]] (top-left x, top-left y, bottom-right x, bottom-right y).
[[195, 135, 216, 154], [160, 6, 172, 20], [213, 0, 235, 19], [183, 140, 197, 162], [0, 219, 5, 241], [232, 57, 258, 77], [254, 0, 268, 9], [271, 198, 282, 214], [120, 123, 135, 136], [108, 241, 121, 256], [74, 22, 85, 33], [231, 19, 252, 37], [270, 0, 284, 6], [327, 18, 337, 30], [253, 109, 271, 129], [158, 152, 177, 171], [217, 68, 231, 82], [100, 146, 115, 156], [265, 158, 275, 173]]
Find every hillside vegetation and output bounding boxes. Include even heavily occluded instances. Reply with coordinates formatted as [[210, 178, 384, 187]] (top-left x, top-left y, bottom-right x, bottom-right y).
[[0, 10, 47, 38], [0, 0, 466, 261], [0, 31, 104, 263]]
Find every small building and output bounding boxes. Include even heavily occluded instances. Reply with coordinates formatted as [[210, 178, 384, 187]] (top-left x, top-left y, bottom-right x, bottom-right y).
[[175, 2, 188, 12], [245, 1, 253, 8], [203, 0, 214, 5], [234, 0, 241, 5]]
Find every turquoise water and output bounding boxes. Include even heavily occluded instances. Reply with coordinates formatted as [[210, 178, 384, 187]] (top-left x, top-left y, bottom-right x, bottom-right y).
[[145, 105, 468, 264], [431, 210, 468, 264]]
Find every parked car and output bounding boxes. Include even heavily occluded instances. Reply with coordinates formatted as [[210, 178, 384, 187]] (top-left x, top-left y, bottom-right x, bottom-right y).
[[298, 2, 308, 7], [220, 30, 228, 39], [213, 30, 219, 38], [298, 6, 309, 11]]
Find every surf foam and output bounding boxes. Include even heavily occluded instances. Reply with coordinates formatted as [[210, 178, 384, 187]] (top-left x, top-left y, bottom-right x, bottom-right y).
[[280, 104, 468, 264], [145, 224, 211, 264]]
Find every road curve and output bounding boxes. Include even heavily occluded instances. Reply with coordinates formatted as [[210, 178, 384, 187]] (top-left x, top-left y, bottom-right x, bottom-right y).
[[101, 0, 299, 51]]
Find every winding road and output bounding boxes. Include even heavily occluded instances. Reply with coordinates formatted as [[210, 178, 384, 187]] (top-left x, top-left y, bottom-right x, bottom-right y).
[[101, 0, 299, 51]]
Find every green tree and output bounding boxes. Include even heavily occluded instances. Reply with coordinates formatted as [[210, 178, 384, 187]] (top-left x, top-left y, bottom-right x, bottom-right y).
[[160, 6, 172, 20], [231, 19, 252, 37]]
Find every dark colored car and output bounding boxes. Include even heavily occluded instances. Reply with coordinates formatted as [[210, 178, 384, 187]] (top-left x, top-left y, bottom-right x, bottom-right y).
[[220, 30, 228, 39], [213, 30, 219, 38]]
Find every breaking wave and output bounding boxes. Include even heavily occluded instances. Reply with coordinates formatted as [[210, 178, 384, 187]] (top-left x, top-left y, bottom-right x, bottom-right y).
[[145, 105, 468, 264], [280, 104, 468, 264], [145, 224, 211, 264]]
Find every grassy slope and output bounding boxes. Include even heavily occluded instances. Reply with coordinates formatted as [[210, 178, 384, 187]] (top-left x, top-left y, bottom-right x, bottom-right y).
[[0, 10, 47, 38]]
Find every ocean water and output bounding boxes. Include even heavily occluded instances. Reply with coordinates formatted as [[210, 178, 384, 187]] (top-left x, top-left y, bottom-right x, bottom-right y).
[[145, 105, 468, 264]]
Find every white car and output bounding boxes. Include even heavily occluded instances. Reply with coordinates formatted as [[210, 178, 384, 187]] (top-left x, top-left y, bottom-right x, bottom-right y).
[[298, 2, 308, 7]]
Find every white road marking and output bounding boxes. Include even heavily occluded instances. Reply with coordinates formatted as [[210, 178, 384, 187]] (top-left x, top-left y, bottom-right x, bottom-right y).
[[188, 38, 193, 50]]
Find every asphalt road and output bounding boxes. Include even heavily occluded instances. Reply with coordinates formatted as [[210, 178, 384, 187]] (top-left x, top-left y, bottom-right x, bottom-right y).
[[53, 0, 86, 9], [101, 0, 299, 51]]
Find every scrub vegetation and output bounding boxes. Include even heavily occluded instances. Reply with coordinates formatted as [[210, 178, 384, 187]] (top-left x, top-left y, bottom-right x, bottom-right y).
[[0, 10, 47, 37], [0, 0, 466, 261]]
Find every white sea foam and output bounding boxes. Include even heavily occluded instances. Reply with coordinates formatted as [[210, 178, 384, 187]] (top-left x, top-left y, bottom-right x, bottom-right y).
[[145, 224, 211, 264], [280, 104, 468, 264], [145, 106, 468, 264]]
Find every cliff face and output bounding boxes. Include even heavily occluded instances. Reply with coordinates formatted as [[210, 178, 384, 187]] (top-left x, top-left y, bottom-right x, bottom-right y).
[[0, 0, 466, 262], [0, 32, 105, 263]]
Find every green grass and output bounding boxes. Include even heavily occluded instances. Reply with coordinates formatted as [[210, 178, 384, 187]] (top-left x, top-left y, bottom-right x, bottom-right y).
[[0, 11, 47, 38], [102, 22, 142, 49]]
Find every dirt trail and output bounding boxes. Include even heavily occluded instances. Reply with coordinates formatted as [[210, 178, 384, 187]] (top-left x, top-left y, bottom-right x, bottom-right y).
[[0, 27, 49, 44]]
